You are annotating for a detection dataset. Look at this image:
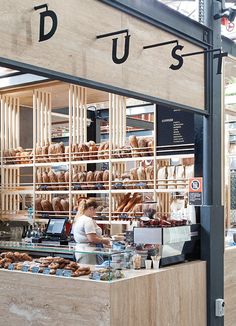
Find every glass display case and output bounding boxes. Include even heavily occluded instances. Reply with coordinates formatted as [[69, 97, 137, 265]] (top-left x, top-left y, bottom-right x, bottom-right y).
[[0, 241, 133, 281]]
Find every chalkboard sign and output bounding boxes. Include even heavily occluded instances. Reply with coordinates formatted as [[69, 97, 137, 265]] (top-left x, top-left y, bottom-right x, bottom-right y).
[[157, 106, 194, 155]]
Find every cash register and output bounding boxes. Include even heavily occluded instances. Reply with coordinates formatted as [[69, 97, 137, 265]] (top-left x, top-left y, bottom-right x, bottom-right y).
[[41, 217, 70, 246]]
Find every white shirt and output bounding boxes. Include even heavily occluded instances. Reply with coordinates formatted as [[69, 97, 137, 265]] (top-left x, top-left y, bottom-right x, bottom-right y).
[[73, 215, 102, 244]]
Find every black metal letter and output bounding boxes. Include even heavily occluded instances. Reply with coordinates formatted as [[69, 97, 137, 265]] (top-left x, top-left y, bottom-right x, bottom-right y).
[[112, 34, 131, 64], [213, 51, 228, 75], [34, 5, 58, 42], [169, 44, 184, 70]]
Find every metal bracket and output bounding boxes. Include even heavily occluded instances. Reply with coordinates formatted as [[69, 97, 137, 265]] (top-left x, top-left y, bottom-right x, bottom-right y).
[[34, 4, 48, 11], [143, 40, 178, 50]]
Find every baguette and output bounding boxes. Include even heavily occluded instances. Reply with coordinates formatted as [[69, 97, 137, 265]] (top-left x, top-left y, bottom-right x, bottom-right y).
[[123, 194, 142, 212], [116, 193, 131, 212]]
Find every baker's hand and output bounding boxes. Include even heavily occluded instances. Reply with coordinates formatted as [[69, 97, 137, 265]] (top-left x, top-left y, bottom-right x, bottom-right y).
[[102, 237, 111, 246]]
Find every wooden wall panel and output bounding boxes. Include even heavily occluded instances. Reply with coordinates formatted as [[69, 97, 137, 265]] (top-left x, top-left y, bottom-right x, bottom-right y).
[[110, 261, 207, 326], [224, 247, 236, 326], [0, 0, 204, 110]]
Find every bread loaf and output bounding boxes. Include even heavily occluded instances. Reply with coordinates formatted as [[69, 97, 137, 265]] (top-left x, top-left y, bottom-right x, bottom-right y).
[[36, 171, 43, 189], [42, 143, 49, 162], [103, 142, 109, 159], [145, 166, 154, 188], [94, 171, 103, 182], [52, 197, 64, 212], [147, 139, 154, 155], [130, 168, 138, 188], [54, 142, 65, 162], [41, 199, 53, 212], [42, 172, 50, 186], [65, 171, 70, 183], [35, 198, 43, 211], [48, 170, 58, 190], [64, 145, 70, 161], [98, 142, 106, 159], [57, 171, 66, 190], [86, 171, 94, 189], [89, 143, 98, 160], [35, 144, 42, 163], [71, 144, 79, 160], [129, 136, 139, 157], [48, 143, 57, 162], [81, 144, 89, 160], [61, 198, 69, 212], [138, 138, 148, 156], [15, 152, 21, 164], [103, 170, 109, 189]]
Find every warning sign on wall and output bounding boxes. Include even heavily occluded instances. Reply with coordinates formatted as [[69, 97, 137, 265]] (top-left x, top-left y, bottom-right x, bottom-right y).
[[189, 177, 203, 206]]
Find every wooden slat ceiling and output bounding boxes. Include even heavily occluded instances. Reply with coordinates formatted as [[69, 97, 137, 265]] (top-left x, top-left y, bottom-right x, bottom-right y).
[[0, 80, 109, 109]]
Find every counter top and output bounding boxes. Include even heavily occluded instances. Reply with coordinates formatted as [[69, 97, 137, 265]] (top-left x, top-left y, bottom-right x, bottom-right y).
[[0, 260, 206, 326]]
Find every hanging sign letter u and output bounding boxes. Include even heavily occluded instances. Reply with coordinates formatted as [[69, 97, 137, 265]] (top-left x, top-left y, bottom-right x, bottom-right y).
[[34, 4, 58, 42], [112, 34, 131, 64]]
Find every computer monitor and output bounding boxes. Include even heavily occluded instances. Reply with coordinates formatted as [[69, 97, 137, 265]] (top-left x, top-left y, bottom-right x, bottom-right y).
[[45, 218, 68, 237]]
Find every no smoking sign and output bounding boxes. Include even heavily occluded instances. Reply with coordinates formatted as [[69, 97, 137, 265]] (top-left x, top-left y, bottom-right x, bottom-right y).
[[189, 177, 203, 206]]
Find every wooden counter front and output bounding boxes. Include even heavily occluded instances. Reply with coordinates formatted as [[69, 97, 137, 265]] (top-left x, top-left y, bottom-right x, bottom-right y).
[[225, 247, 236, 326], [0, 261, 206, 326]]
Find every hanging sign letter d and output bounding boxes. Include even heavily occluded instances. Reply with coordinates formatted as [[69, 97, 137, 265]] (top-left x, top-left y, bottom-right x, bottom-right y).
[[34, 4, 58, 42]]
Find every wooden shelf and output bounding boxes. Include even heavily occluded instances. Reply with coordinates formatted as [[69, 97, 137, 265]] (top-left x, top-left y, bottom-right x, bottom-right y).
[[2, 163, 34, 168]]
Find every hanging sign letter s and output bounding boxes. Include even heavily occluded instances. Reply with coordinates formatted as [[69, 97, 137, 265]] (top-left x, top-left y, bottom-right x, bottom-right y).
[[169, 44, 184, 70], [34, 4, 58, 42]]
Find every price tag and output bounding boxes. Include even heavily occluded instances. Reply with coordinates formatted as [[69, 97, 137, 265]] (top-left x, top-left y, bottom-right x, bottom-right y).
[[74, 184, 81, 190], [113, 182, 123, 189], [41, 185, 48, 190], [56, 269, 64, 276], [102, 163, 109, 171], [120, 213, 128, 219], [96, 183, 104, 190], [42, 213, 49, 218], [43, 268, 50, 275], [63, 270, 72, 277], [8, 264, 14, 271], [31, 266, 40, 273], [21, 265, 29, 272], [136, 182, 147, 188]]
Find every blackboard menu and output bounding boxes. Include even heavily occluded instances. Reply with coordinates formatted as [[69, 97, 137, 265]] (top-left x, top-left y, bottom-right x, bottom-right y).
[[157, 106, 194, 155]]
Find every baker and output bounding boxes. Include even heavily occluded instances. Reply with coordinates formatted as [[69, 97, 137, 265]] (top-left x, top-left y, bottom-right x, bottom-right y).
[[73, 199, 110, 264]]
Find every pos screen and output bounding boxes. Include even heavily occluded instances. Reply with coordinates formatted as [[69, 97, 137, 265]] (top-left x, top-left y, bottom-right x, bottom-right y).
[[46, 218, 67, 236]]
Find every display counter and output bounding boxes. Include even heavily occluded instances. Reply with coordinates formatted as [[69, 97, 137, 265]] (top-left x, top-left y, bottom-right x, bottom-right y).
[[225, 246, 236, 326], [0, 260, 206, 326]]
